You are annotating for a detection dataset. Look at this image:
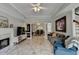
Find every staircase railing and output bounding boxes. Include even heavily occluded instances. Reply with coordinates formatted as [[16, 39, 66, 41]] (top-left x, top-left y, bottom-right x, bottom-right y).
[[73, 20, 79, 24]]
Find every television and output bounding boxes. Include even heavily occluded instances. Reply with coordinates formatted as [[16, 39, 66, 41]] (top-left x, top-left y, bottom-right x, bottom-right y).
[[22, 27, 25, 34], [17, 27, 25, 36]]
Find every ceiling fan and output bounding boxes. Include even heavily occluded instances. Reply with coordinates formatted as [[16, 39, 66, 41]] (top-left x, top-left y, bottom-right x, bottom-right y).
[[31, 3, 46, 12]]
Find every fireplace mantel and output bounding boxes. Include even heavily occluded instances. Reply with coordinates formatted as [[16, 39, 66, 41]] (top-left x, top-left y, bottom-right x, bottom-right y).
[[0, 28, 13, 35]]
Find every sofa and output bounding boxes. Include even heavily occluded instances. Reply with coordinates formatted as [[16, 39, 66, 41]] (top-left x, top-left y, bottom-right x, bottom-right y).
[[47, 32, 78, 55], [48, 33, 69, 47], [54, 38, 78, 55]]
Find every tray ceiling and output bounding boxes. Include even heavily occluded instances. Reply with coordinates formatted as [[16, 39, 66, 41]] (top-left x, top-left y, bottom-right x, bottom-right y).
[[0, 3, 70, 21]]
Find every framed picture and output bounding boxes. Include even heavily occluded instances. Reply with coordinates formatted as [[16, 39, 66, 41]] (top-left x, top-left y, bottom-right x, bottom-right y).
[[0, 16, 8, 28], [10, 24, 13, 28], [55, 16, 66, 32]]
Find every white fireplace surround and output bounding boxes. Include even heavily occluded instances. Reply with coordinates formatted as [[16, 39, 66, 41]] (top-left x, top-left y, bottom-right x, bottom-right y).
[[0, 28, 14, 54]]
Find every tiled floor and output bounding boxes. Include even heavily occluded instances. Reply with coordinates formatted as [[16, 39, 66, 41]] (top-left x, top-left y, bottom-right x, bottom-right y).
[[7, 36, 53, 55]]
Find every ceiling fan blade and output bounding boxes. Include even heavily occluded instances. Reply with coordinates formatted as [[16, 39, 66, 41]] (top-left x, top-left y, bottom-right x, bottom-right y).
[[31, 3, 40, 7], [31, 3, 36, 7], [36, 3, 40, 6], [39, 7, 47, 9]]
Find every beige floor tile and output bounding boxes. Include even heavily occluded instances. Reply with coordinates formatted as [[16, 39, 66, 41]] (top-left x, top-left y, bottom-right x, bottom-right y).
[[7, 36, 53, 55]]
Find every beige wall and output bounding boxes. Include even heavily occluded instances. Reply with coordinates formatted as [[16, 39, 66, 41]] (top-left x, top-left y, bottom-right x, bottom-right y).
[[53, 10, 73, 37]]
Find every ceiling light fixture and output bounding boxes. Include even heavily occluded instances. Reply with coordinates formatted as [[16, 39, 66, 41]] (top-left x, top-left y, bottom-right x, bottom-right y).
[[32, 6, 41, 12], [31, 3, 46, 13]]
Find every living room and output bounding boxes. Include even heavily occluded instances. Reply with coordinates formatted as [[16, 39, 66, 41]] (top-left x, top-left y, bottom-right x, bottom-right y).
[[0, 3, 79, 55]]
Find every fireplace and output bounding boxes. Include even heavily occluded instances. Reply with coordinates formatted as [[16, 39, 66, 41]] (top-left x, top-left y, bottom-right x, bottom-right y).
[[0, 38, 10, 50]]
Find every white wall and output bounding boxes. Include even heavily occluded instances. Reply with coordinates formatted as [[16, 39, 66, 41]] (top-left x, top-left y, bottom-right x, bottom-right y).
[[0, 10, 25, 27], [75, 15, 79, 21], [9, 17, 24, 27], [53, 10, 73, 37]]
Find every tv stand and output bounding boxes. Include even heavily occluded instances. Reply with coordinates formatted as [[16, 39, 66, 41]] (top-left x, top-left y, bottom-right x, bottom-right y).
[[14, 34, 27, 44]]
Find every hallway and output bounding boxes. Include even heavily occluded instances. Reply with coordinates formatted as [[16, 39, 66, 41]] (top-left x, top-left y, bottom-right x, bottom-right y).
[[7, 36, 53, 55]]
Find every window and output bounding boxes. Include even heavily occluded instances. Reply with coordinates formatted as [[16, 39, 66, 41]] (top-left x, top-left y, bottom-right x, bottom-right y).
[[47, 23, 52, 33]]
